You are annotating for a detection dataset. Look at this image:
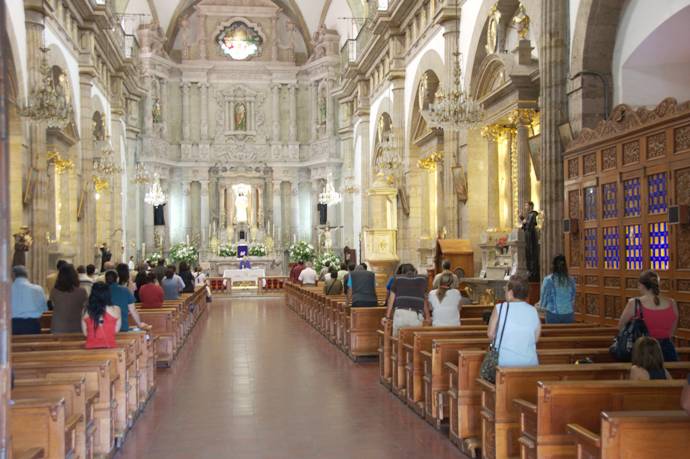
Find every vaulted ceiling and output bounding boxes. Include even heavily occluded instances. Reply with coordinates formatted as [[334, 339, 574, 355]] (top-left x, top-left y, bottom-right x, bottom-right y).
[[121, 0, 365, 54]]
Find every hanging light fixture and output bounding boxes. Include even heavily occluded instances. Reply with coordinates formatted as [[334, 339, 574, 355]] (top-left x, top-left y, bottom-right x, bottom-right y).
[[144, 173, 167, 207], [421, 3, 484, 131], [21, 47, 73, 128], [94, 141, 123, 176], [132, 162, 152, 184], [341, 175, 359, 194], [375, 128, 402, 181], [318, 174, 342, 206]]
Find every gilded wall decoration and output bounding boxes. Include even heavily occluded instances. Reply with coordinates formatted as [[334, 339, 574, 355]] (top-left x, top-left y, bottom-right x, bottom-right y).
[[646, 132, 666, 159], [583, 153, 597, 175], [601, 147, 617, 170], [622, 141, 640, 165], [675, 125, 690, 153], [568, 158, 578, 179], [603, 277, 620, 288], [585, 293, 599, 315]]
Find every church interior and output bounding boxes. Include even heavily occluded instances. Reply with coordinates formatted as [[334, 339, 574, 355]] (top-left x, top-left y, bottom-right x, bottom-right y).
[[1, 0, 690, 457]]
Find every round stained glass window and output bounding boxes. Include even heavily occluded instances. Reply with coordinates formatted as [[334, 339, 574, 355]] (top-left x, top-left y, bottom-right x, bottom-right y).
[[217, 22, 263, 61]]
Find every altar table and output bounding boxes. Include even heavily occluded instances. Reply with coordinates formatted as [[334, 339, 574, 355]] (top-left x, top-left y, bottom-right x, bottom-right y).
[[223, 268, 266, 288]]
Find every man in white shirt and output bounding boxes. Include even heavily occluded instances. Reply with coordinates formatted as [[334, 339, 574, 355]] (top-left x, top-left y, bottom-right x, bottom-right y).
[[128, 256, 136, 271], [77, 265, 94, 296], [298, 261, 318, 286]]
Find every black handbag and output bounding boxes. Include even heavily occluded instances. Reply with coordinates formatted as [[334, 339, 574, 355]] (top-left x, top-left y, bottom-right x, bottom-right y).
[[609, 299, 648, 362], [480, 302, 510, 383]]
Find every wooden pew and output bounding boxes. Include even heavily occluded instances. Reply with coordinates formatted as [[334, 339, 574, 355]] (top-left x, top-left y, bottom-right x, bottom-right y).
[[12, 448, 44, 459], [514, 379, 687, 459], [445, 347, 690, 453], [11, 397, 77, 459], [568, 410, 690, 459], [348, 307, 387, 359], [13, 377, 93, 459]]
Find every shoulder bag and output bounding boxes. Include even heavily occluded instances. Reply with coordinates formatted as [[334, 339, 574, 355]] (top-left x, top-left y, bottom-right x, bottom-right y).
[[609, 298, 648, 362], [480, 301, 510, 383]]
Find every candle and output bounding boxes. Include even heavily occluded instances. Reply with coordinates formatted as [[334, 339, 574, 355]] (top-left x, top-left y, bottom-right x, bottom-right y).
[[186, 234, 190, 245], [142, 242, 146, 258]]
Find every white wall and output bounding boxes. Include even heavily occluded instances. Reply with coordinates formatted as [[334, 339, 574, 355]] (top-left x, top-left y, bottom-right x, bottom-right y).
[[5, 0, 28, 99], [324, 0, 355, 47]]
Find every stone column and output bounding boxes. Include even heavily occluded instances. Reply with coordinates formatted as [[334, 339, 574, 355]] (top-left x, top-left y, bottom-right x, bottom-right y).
[[516, 112, 532, 221], [271, 14, 279, 60], [272, 180, 282, 247], [200, 180, 209, 248], [486, 135, 500, 230], [181, 82, 191, 141], [144, 74, 154, 134], [159, 79, 167, 133], [310, 82, 318, 141], [143, 188, 154, 248], [200, 83, 209, 141], [182, 181, 191, 240], [539, 0, 568, 275], [219, 184, 227, 231], [288, 84, 297, 142], [442, 17, 459, 237], [325, 79, 334, 137], [271, 83, 281, 142]]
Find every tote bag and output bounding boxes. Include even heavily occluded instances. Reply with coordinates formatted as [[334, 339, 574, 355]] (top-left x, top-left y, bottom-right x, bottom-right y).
[[480, 302, 510, 383], [609, 299, 648, 362]]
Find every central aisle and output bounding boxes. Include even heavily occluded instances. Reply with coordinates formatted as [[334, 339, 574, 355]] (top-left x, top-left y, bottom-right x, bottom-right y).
[[117, 297, 468, 459]]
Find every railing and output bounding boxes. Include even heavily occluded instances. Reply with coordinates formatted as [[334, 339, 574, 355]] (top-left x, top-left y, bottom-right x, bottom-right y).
[[339, 20, 373, 70], [258, 277, 288, 294]]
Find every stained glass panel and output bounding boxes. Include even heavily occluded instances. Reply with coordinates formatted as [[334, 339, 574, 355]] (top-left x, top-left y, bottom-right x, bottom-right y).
[[584, 228, 598, 268], [584, 186, 597, 221], [603, 227, 620, 270], [602, 183, 617, 219], [648, 172, 668, 214], [625, 224, 643, 271], [623, 178, 641, 217], [649, 222, 669, 271]]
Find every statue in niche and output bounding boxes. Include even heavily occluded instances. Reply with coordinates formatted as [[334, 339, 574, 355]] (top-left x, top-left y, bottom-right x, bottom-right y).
[[520, 201, 540, 282], [12, 227, 32, 268], [152, 98, 162, 123], [234, 103, 247, 131], [180, 15, 192, 59], [234, 189, 249, 224], [512, 3, 530, 40], [318, 88, 327, 125], [452, 165, 468, 203]]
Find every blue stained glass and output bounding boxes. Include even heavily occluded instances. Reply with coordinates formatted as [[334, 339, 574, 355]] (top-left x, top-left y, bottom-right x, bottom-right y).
[[648, 173, 668, 214], [602, 183, 617, 219], [603, 227, 620, 270], [624, 178, 641, 217], [649, 222, 669, 271], [625, 225, 643, 271], [585, 228, 598, 268], [584, 187, 597, 221]]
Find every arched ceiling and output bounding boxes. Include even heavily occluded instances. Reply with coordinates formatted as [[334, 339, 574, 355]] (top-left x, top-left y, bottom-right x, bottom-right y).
[[122, 0, 364, 55]]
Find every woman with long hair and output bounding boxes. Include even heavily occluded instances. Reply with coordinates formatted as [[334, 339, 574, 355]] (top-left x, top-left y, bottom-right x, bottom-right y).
[[429, 272, 462, 326], [50, 264, 88, 333], [539, 255, 577, 324], [178, 261, 195, 293], [82, 282, 121, 349], [629, 336, 672, 380], [618, 270, 679, 361]]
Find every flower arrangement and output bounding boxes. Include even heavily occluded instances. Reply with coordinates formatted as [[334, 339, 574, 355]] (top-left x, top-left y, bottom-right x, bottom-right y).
[[218, 243, 237, 258], [288, 240, 316, 263], [145, 252, 163, 266], [169, 242, 199, 265], [315, 252, 341, 272], [495, 235, 509, 254], [249, 243, 267, 257]]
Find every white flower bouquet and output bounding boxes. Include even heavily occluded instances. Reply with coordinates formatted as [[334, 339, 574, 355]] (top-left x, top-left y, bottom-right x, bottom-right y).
[[288, 240, 316, 263], [315, 252, 341, 272], [249, 243, 267, 257], [218, 243, 237, 257], [169, 242, 199, 265]]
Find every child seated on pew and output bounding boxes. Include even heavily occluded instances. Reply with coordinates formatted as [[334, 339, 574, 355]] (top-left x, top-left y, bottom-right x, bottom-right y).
[[630, 336, 672, 381], [82, 282, 121, 349]]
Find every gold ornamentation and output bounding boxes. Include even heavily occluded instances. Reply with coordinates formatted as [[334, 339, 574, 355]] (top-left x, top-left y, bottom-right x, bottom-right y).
[[508, 108, 537, 126], [480, 124, 514, 141], [417, 151, 444, 170], [47, 151, 74, 175], [512, 3, 530, 40], [93, 176, 109, 193], [485, 4, 501, 55]]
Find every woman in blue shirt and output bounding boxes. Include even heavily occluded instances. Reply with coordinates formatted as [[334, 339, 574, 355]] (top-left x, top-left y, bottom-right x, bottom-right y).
[[539, 255, 576, 324]]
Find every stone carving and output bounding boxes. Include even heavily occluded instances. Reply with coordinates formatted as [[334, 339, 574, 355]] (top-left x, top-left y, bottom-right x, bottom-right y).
[[675, 125, 690, 152], [453, 165, 468, 203], [569, 98, 690, 149], [485, 4, 501, 54], [214, 85, 266, 143], [179, 15, 192, 59], [646, 132, 666, 159], [602, 147, 617, 170], [622, 141, 640, 165], [583, 153, 596, 175], [512, 3, 530, 40]]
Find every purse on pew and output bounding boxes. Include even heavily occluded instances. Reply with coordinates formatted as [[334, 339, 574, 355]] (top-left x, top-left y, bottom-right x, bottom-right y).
[[609, 298, 648, 362], [480, 301, 510, 383]]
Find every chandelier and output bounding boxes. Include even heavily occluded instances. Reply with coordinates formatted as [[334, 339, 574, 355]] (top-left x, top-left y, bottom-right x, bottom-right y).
[[417, 151, 444, 171], [422, 50, 484, 132], [341, 175, 359, 195], [93, 143, 123, 176], [318, 174, 342, 206], [145, 174, 167, 207], [21, 48, 72, 128], [47, 151, 74, 174], [375, 130, 402, 180], [132, 162, 152, 184]]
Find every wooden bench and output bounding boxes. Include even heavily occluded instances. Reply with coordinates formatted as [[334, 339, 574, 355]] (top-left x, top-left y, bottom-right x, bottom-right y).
[[11, 397, 77, 459], [13, 448, 44, 459], [513, 379, 687, 459], [13, 377, 93, 459], [568, 410, 690, 459]]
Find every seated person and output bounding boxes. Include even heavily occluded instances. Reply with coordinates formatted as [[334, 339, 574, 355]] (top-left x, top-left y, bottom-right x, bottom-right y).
[[161, 267, 183, 300], [323, 269, 343, 296], [630, 336, 672, 380], [139, 272, 165, 308], [347, 265, 378, 307], [298, 261, 318, 286], [385, 264, 428, 336], [432, 260, 459, 290], [429, 273, 462, 327], [106, 270, 150, 332], [82, 282, 122, 349]]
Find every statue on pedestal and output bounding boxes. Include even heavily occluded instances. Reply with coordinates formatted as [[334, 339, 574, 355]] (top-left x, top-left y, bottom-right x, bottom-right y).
[[519, 201, 540, 282], [12, 226, 32, 267]]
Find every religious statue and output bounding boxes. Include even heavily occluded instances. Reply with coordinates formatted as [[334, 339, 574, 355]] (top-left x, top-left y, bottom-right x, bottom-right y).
[[152, 98, 162, 123], [12, 226, 32, 267], [99, 243, 112, 272], [318, 89, 327, 125], [452, 165, 468, 203], [234, 190, 249, 224], [519, 201, 540, 282], [234, 103, 247, 131], [179, 15, 192, 59], [512, 3, 530, 40]]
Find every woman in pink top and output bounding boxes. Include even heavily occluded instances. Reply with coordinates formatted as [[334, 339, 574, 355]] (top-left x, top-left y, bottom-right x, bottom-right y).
[[618, 270, 678, 361]]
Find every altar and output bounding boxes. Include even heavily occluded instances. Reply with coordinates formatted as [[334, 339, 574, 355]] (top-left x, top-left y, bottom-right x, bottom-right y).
[[223, 268, 266, 288], [206, 256, 283, 277]]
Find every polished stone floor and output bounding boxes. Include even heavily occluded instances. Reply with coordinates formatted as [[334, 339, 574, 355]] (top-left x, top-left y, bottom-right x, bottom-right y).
[[117, 296, 468, 459]]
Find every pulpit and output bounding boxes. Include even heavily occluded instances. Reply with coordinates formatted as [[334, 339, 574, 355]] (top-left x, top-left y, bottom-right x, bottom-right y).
[[435, 239, 475, 278]]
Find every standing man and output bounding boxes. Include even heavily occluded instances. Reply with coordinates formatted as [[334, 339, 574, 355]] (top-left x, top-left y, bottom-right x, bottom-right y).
[[128, 256, 135, 271], [11, 266, 47, 335], [520, 201, 540, 282]]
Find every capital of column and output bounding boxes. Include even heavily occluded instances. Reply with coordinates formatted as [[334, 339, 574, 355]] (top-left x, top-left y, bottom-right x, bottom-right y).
[[480, 124, 515, 142], [509, 108, 538, 127], [182, 182, 192, 196], [180, 82, 191, 93]]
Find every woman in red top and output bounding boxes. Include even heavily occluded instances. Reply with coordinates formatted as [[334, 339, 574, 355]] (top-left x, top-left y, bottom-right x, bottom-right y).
[[618, 270, 679, 361], [138, 272, 164, 308], [82, 282, 121, 349]]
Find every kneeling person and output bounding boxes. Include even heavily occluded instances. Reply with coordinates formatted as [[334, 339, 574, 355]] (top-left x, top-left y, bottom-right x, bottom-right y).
[[347, 266, 378, 307]]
